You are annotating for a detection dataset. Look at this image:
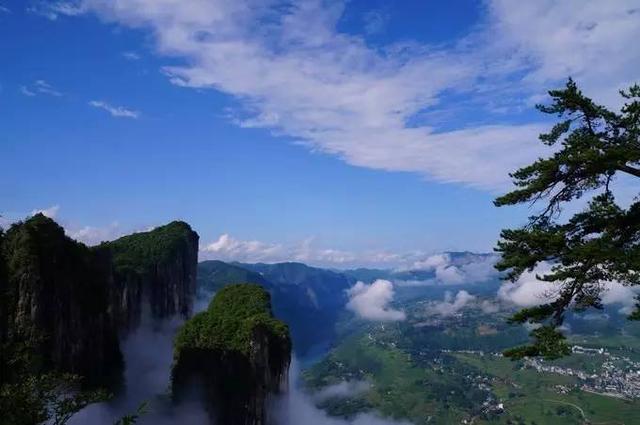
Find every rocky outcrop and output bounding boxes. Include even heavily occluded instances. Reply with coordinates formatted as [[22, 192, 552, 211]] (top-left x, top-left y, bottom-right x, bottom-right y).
[[103, 221, 199, 331], [201, 261, 356, 355], [0, 214, 122, 385], [172, 284, 291, 425], [0, 216, 200, 388]]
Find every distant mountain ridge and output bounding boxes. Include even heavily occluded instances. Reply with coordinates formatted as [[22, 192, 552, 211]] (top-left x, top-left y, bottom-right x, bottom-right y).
[[198, 260, 271, 293], [196, 253, 497, 354], [343, 251, 497, 282]]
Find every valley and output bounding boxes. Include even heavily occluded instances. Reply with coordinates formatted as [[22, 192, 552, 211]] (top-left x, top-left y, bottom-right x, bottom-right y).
[[302, 293, 640, 425], [195, 258, 640, 425], [2, 218, 639, 425]]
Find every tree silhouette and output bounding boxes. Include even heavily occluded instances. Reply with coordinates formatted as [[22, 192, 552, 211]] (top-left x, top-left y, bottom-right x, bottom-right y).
[[495, 79, 640, 359]]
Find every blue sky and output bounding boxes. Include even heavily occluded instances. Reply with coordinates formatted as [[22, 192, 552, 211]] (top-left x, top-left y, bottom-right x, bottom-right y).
[[1, 0, 639, 268]]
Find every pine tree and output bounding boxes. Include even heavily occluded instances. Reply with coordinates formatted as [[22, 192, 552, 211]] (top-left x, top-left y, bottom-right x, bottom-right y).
[[495, 79, 640, 359]]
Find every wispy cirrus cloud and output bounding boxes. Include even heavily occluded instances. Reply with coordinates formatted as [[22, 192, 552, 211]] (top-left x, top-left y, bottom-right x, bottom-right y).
[[362, 8, 388, 35], [89, 100, 140, 118], [34, 0, 640, 189], [27, 1, 85, 20], [122, 51, 141, 61], [20, 80, 63, 97]]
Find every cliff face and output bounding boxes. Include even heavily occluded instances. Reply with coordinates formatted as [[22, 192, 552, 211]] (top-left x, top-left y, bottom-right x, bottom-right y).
[[0, 215, 122, 385], [0, 216, 200, 388], [103, 221, 199, 331], [172, 284, 291, 425]]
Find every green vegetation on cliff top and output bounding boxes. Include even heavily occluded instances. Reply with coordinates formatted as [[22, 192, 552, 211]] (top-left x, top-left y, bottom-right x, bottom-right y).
[[2, 214, 113, 326], [174, 284, 290, 356], [101, 221, 196, 275]]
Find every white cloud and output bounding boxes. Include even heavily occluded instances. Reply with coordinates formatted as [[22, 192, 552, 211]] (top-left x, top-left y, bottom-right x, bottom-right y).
[[28, 1, 86, 20], [0, 216, 11, 230], [0, 206, 60, 228], [273, 358, 413, 425], [434, 264, 465, 285], [67, 222, 124, 246], [202, 233, 501, 270], [497, 261, 640, 315], [293, 237, 359, 265], [34, 80, 63, 96], [202, 233, 287, 263], [313, 380, 371, 403], [89, 100, 140, 118], [487, 0, 640, 106], [601, 282, 640, 315], [59, 0, 639, 190], [31, 205, 60, 219], [497, 263, 558, 307], [0, 206, 148, 246], [363, 9, 388, 35], [20, 80, 63, 97], [427, 290, 476, 317], [411, 253, 450, 270], [402, 253, 499, 285], [480, 299, 501, 314], [0, 5, 10, 14], [201, 233, 401, 267], [20, 86, 36, 96], [122, 51, 141, 60], [346, 280, 406, 321]]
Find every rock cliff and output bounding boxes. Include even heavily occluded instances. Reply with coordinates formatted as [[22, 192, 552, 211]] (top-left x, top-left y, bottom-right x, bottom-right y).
[[0, 214, 122, 385], [0, 216, 199, 387], [102, 221, 199, 331], [172, 284, 291, 425]]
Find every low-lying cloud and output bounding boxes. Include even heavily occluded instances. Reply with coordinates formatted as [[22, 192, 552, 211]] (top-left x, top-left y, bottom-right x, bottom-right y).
[[201, 233, 391, 267], [346, 280, 406, 322], [272, 359, 413, 425], [427, 290, 476, 317], [313, 380, 371, 403], [201, 232, 502, 270], [400, 253, 499, 286], [70, 313, 209, 425], [497, 261, 640, 315], [497, 263, 558, 307]]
